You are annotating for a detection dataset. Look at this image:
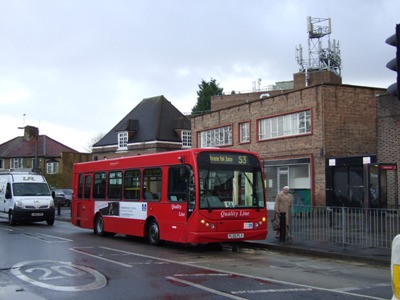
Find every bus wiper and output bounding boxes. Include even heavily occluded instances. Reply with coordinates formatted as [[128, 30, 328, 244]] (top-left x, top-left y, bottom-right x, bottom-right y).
[[253, 194, 260, 212], [205, 196, 212, 213], [202, 169, 212, 212]]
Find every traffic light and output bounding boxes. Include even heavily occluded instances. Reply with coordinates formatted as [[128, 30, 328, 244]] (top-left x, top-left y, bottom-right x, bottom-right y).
[[386, 24, 400, 99]]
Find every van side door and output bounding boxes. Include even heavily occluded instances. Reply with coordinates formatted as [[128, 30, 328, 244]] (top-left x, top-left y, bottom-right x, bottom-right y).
[[0, 183, 6, 212], [0, 183, 12, 213]]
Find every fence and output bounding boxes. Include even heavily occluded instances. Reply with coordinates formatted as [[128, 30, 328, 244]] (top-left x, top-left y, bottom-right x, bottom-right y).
[[289, 205, 400, 249]]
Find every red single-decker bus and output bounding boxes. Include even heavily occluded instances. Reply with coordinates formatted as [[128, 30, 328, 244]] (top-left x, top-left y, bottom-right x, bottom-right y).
[[71, 148, 267, 245]]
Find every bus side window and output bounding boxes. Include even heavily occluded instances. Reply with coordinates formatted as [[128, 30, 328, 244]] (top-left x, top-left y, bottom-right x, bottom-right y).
[[143, 168, 162, 201], [108, 171, 122, 200], [93, 172, 106, 199], [78, 174, 84, 199], [84, 175, 92, 200], [124, 169, 140, 201], [168, 166, 189, 201]]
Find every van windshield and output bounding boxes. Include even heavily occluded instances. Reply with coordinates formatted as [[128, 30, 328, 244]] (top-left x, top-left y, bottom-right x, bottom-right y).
[[13, 183, 51, 197]]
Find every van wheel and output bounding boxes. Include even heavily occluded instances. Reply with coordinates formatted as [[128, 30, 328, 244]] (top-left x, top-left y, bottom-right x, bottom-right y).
[[94, 215, 105, 236], [47, 217, 55, 226], [147, 219, 161, 246], [8, 211, 16, 226]]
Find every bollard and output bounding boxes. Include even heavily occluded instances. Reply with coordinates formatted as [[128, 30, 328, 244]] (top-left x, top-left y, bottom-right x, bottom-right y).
[[57, 200, 61, 216], [279, 212, 286, 242]]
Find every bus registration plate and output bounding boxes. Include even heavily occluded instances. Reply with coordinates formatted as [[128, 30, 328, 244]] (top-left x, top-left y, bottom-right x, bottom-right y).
[[31, 213, 43, 217], [228, 233, 244, 239]]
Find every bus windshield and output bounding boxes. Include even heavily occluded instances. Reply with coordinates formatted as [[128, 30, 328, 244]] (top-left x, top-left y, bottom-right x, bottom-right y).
[[197, 152, 265, 210]]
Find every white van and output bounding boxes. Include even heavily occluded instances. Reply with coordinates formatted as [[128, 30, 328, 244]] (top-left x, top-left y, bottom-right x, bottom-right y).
[[0, 169, 55, 225]]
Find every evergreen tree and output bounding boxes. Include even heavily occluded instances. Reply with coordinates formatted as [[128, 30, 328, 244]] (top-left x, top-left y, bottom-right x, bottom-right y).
[[191, 78, 223, 114]]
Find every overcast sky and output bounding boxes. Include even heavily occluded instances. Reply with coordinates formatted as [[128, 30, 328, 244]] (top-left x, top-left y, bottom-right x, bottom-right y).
[[0, 0, 399, 152]]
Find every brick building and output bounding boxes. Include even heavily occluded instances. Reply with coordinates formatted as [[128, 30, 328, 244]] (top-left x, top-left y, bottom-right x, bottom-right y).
[[0, 126, 91, 189], [191, 71, 388, 208]]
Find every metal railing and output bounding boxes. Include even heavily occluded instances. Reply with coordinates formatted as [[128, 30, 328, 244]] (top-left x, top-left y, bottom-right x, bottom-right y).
[[289, 206, 400, 249]]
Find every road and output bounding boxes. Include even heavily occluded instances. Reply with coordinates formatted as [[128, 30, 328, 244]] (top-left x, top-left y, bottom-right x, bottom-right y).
[[0, 217, 392, 300]]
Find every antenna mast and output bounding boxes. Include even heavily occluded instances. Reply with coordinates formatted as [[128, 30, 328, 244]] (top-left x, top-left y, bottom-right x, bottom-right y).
[[296, 17, 342, 77]]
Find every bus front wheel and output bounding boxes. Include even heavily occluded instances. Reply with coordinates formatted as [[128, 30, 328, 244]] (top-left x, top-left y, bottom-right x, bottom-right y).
[[147, 219, 161, 246], [94, 215, 105, 236]]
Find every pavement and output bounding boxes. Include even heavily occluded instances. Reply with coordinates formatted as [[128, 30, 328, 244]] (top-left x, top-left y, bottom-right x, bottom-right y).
[[53, 207, 391, 266]]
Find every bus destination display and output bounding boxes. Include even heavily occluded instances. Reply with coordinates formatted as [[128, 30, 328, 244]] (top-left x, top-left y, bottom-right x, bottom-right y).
[[209, 153, 250, 165]]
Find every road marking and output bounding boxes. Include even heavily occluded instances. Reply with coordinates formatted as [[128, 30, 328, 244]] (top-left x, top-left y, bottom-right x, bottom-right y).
[[11, 260, 107, 292], [166, 276, 247, 300], [174, 273, 230, 277], [23, 232, 72, 243], [231, 288, 313, 294], [335, 282, 391, 292], [70, 247, 133, 268]]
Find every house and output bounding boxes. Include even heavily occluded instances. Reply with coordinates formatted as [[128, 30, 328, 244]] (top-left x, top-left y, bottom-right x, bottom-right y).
[[191, 70, 393, 208], [92, 95, 191, 159], [0, 125, 91, 188]]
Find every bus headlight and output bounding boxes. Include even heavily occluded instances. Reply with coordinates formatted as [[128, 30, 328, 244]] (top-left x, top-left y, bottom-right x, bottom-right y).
[[200, 219, 215, 230]]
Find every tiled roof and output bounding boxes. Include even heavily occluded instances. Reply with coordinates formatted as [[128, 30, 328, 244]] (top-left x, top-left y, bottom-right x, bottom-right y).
[[0, 135, 79, 158], [94, 95, 191, 147]]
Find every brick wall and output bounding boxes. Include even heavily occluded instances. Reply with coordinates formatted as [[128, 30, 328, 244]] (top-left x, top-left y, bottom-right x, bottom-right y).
[[377, 94, 400, 207], [322, 85, 380, 157], [211, 90, 289, 111], [294, 70, 342, 89]]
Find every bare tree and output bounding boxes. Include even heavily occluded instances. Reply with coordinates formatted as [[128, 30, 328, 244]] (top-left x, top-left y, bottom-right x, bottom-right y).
[[84, 132, 104, 153]]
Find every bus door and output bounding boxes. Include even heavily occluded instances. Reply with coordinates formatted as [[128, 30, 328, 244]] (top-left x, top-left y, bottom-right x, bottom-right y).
[[76, 173, 93, 228], [166, 165, 193, 243]]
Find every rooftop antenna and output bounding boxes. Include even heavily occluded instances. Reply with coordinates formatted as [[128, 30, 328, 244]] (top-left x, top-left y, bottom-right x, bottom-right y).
[[296, 16, 342, 77]]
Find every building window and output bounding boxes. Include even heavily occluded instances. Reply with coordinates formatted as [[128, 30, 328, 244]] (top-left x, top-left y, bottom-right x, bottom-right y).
[[0, 159, 3, 169], [11, 158, 23, 169], [198, 125, 232, 148], [239, 122, 250, 143], [118, 132, 128, 150], [258, 110, 311, 140], [32, 158, 40, 169], [264, 160, 311, 203], [46, 162, 59, 174], [181, 130, 192, 148]]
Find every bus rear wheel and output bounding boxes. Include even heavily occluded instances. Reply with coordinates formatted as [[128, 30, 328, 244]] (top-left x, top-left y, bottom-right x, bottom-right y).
[[147, 219, 161, 246], [94, 215, 105, 236]]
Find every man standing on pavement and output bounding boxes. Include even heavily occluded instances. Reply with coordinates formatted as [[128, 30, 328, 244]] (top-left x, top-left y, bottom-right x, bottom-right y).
[[274, 186, 292, 240]]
